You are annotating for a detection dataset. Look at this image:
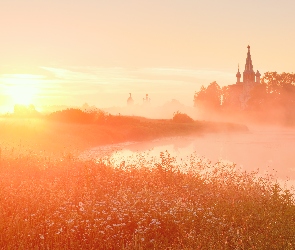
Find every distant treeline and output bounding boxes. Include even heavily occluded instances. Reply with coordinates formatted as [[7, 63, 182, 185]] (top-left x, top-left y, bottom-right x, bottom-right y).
[[48, 109, 198, 124], [47, 108, 139, 125], [9, 105, 140, 125], [10, 103, 198, 125], [194, 72, 295, 124]]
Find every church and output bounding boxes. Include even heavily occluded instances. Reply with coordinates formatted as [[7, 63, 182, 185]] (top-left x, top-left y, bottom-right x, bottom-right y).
[[227, 45, 261, 109]]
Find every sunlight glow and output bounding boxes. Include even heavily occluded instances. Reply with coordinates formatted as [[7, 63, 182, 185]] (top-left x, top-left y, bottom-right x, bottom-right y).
[[2, 74, 42, 105]]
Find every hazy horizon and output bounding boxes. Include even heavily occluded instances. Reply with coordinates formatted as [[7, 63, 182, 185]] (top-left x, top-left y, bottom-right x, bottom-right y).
[[1, 0, 295, 112]]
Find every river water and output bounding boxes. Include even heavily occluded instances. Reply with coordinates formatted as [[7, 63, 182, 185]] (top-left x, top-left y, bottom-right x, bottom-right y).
[[81, 127, 295, 188]]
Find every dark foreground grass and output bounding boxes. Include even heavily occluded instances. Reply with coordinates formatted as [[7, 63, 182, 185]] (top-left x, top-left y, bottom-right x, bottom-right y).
[[0, 150, 294, 249]]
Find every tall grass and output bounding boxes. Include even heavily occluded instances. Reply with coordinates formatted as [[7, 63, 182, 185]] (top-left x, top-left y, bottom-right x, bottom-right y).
[[0, 150, 294, 249]]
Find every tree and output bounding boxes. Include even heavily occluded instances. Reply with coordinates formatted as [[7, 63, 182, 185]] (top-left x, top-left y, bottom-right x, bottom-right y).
[[194, 81, 222, 110], [261, 72, 295, 103], [248, 72, 295, 124], [193, 85, 206, 107], [14, 104, 39, 117], [246, 83, 268, 111]]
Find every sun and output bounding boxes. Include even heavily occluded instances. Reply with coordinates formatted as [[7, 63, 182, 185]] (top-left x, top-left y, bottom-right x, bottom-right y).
[[3, 74, 41, 106], [8, 84, 36, 105]]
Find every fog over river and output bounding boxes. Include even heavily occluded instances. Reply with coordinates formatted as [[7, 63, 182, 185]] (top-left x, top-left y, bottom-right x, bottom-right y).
[[81, 126, 295, 188]]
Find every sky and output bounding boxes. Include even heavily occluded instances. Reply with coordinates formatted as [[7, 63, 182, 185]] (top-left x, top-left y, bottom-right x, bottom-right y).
[[0, 0, 295, 112]]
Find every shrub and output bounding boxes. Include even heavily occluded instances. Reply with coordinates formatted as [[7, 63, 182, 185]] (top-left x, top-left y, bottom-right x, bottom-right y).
[[47, 108, 107, 124], [172, 111, 194, 123]]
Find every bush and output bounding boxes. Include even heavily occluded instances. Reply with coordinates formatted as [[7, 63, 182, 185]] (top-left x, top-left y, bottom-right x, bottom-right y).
[[13, 104, 40, 117], [172, 111, 194, 123], [47, 108, 106, 124]]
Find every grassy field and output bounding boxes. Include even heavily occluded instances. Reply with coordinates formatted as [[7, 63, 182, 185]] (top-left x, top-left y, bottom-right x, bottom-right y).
[[0, 150, 295, 249], [0, 117, 248, 157], [1, 117, 294, 249]]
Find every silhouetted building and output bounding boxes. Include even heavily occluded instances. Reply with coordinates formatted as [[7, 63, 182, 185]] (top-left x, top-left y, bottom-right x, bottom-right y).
[[143, 94, 150, 105], [127, 93, 134, 105], [228, 45, 261, 109], [237, 45, 261, 85]]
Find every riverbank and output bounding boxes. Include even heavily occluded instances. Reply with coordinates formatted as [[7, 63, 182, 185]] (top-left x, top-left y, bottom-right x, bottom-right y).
[[0, 117, 248, 157]]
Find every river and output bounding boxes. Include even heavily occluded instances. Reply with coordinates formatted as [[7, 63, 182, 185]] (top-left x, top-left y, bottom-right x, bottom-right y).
[[80, 126, 295, 188]]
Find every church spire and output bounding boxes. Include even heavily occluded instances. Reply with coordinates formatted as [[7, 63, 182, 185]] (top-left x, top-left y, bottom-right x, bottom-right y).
[[245, 45, 253, 71], [243, 45, 255, 83]]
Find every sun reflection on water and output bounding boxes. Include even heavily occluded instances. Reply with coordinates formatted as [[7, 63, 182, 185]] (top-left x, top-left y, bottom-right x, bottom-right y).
[[81, 129, 295, 190]]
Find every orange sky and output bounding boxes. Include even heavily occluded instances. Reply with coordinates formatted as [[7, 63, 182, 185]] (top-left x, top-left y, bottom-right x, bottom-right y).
[[0, 0, 294, 112]]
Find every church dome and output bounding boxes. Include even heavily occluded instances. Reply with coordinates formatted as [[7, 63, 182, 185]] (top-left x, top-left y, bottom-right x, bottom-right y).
[[127, 93, 134, 105], [236, 64, 241, 79], [255, 70, 261, 77]]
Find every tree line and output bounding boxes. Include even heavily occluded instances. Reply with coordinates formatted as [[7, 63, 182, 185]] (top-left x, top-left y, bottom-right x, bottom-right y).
[[193, 72, 295, 124]]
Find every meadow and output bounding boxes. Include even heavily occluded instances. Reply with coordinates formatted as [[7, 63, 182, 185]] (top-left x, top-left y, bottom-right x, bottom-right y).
[[0, 117, 294, 249], [0, 115, 248, 156]]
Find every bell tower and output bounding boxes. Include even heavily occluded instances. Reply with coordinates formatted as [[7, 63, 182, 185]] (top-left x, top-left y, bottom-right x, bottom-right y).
[[243, 45, 256, 84]]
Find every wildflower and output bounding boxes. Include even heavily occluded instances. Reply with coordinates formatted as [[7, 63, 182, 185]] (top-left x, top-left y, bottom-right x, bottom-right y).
[[67, 219, 74, 224]]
